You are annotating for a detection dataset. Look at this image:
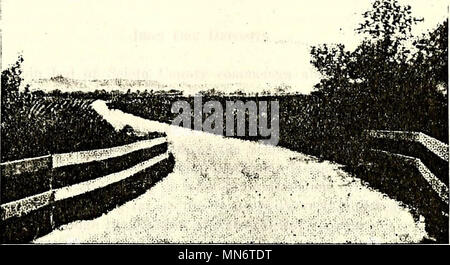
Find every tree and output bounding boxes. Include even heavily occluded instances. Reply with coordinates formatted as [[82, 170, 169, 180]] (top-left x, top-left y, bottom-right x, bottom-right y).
[[309, 0, 447, 140], [1, 55, 24, 95], [311, 0, 422, 95], [1, 55, 25, 122], [414, 20, 448, 91], [357, 0, 422, 58]]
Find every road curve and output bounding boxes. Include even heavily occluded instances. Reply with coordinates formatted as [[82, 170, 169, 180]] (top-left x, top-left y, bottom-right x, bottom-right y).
[[35, 100, 428, 243]]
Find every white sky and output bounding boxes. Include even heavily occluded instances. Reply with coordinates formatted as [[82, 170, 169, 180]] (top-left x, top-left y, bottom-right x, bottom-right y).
[[1, 0, 448, 93]]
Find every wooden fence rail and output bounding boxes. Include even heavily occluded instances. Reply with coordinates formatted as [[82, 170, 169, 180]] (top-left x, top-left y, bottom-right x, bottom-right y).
[[365, 130, 448, 161], [358, 130, 449, 242], [0, 137, 174, 243], [364, 130, 449, 204]]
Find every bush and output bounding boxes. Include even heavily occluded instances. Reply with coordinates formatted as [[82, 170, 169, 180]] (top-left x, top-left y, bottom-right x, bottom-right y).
[[1, 57, 163, 162]]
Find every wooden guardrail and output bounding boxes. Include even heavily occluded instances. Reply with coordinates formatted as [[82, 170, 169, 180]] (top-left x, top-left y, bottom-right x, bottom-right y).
[[360, 130, 449, 242], [369, 149, 449, 204], [364, 130, 449, 204], [0, 136, 175, 243], [1, 155, 52, 176], [365, 130, 448, 161]]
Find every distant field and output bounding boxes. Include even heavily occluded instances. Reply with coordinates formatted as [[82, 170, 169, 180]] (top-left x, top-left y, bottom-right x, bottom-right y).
[[1, 94, 162, 161], [109, 93, 448, 166]]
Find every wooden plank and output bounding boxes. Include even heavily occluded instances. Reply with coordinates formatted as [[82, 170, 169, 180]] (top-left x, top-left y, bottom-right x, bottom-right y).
[[0, 155, 52, 176], [53, 152, 169, 201], [1, 152, 169, 221], [52, 137, 167, 168], [1, 191, 54, 221], [417, 132, 449, 161], [366, 130, 449, 161], [371, 149, 449, 204]]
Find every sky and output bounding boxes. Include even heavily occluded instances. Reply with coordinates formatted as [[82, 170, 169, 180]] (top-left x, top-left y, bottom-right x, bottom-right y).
[[1, 0, 448, 94]]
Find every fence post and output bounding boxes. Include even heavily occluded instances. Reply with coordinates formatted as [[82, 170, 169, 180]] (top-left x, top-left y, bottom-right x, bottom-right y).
[[49, 154, 55, 230]]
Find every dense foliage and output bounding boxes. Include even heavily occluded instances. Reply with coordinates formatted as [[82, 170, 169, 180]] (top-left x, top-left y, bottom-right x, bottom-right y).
[[110, 1, 447, 166], [1, 58, 161, 162], [309, 0, 447, 146]]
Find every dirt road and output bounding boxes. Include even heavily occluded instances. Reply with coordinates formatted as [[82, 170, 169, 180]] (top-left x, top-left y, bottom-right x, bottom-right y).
[[35, 100, 428, 243]]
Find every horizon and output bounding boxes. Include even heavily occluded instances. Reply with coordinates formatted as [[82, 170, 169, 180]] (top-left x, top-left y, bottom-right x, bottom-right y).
[[28, 76, 302, 95], [2, 0, 448, 94]]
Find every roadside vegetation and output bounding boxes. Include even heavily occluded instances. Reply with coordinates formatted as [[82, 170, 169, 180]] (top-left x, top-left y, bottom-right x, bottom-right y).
[[106, 1, 448, 242], [110, 0, 448, 166], [0, 0, 447, 242], [1, 57, 162, 162]]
